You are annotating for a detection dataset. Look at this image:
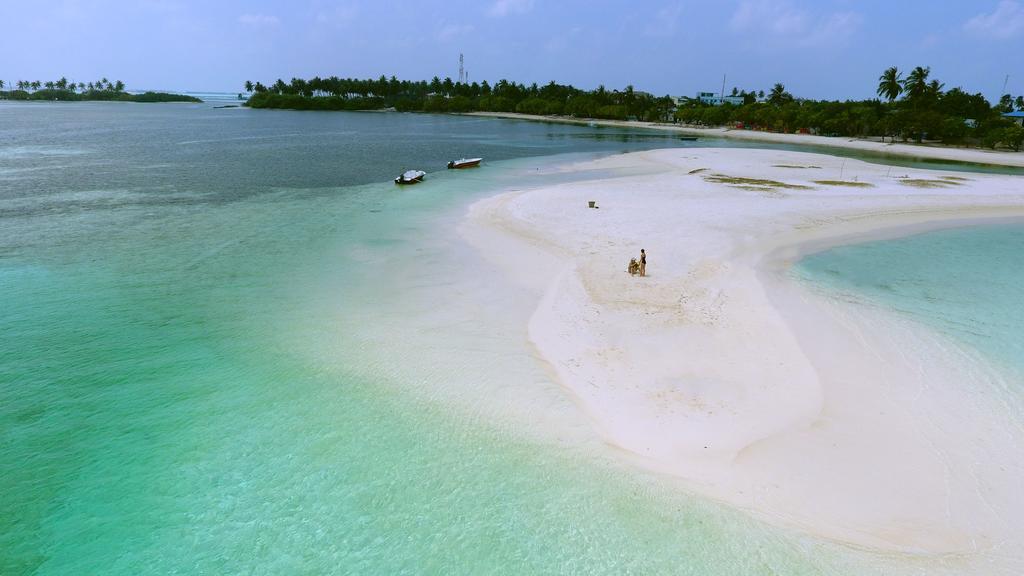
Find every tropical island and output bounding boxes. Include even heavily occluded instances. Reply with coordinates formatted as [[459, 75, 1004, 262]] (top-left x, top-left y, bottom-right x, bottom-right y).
[[0, 77, 201, 103], [241, 67, 1024, 151]]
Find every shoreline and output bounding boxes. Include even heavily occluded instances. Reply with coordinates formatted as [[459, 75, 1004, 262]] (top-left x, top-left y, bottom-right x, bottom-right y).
[[762, 210, 1024, 271], [465, 111, 1024, 169], [459, 147, 1024, 570]]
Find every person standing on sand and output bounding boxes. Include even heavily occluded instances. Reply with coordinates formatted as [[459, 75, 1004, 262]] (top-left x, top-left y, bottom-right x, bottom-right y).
[[639, 249, 647, 277]]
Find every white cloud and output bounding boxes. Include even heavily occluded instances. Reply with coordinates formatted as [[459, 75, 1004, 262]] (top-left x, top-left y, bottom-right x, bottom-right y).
[[437, 22, 475, 42], [139, 0, 183, 13], [730, 0, 861, 47], [731, 0, 805, 35], [545, 26, 582, 53], [644, 3, 684, 37], [488, 0, 534, 17], [964, 1, 1024, 39], [238, 13, 279, 27], [803, 11, 863, 46], [920, 32, 941, 50], [315, 4, 358, 28]]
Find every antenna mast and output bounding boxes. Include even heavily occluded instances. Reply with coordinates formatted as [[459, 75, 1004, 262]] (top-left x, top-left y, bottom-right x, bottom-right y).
[[721, 74, 726, 99], [1002, 74, 1010, 96], [459, 53, 465, 84]]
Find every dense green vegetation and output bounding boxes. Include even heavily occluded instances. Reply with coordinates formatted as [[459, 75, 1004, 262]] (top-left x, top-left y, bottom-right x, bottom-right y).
[[243, 76, 676, 122], [0, 77, 201, 103], [243, 66, 1024, 150], [128, 91, 202, 103], [675, 68, 1024, 150]]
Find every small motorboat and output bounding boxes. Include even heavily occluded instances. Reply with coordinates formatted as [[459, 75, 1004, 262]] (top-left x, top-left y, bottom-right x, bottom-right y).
[[395, 170, 426, 184], [446, 157, 483, 169], [678, 136, 698, 141]]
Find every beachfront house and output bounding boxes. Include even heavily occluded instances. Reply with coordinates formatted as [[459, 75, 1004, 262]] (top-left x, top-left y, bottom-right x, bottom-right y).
[[696, 91, 745, 106], [1003, 111, 1024, 126]]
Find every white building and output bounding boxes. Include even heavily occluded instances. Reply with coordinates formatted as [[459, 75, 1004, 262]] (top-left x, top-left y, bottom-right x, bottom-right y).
[[696, 91, 745, 106]]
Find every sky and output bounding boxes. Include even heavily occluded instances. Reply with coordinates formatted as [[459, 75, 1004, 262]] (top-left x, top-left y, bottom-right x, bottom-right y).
[[2, 0, 1023, 101]]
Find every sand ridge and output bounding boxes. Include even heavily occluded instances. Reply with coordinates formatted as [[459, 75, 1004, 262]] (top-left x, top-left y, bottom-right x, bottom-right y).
[[466, 111, 1024, 169], [459, 148, 1024, 571]]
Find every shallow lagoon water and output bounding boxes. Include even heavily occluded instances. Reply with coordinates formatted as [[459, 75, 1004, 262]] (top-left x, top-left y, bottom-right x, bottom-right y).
[[797, 222, 1024, 387], [1, 102, 1014, 574]]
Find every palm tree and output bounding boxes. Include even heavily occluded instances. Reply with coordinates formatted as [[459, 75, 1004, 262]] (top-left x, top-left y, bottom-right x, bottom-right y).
[[244, 80, 254, 93], [876, 66, 902, 102], [0, 80, 4, 91], [768, 83, 792, 106], [997, 94, 1014, 113], [902, 66, 930, 102], [114, 80, 124, 92], [1015, 95, 1024, 111], [78, 82, 85, 92], [31, 81, 41, 91], [44, 81, 55, 90]]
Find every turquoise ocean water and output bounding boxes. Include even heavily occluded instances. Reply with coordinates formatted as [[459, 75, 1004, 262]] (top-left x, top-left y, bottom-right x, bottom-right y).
[[796, 222, 1024, 382], [2, 101, 1016, 574]]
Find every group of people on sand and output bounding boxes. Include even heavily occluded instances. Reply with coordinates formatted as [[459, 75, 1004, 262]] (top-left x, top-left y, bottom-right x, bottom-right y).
[[627, 249, 647, 277]]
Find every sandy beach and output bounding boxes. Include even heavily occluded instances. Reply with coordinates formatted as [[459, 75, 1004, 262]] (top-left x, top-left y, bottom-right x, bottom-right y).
[[467, 111, 1024, 169], [459, 147, 1024, 571]]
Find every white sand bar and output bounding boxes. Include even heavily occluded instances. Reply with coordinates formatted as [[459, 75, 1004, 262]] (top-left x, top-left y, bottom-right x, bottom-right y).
[[468, 111, 1024, 168], [460, 148, 1024, 570]]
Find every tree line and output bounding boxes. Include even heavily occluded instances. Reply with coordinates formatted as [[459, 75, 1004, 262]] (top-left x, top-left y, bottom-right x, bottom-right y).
[[2, 77, 124, 99], [242, 68, 1024, 151], [0, 77, 200, 103], [243, 75, 677, 122], [672, 67, 1023, 150]]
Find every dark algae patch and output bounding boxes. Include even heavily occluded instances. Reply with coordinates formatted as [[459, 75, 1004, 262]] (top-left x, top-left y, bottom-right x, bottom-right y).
[[703, 174, 812, 190], [813, 180, 875, 187], [898, 178, 963, 188]]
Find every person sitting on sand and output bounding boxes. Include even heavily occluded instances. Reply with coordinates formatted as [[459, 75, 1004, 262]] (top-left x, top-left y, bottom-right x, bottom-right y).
[[639, 249, 647, 277], [628, 258, 639, 275]]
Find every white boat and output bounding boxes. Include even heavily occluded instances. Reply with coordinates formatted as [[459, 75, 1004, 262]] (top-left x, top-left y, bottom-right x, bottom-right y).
[[446, 157, 482, 169], [394, 170, 426, 184]]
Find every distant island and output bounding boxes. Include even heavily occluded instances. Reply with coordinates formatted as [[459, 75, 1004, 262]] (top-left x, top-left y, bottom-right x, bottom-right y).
[[0, 77, 201, 103], [240, 67, 1024, 151]]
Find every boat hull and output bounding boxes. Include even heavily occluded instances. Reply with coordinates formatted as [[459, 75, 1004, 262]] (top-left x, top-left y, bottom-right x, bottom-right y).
[[395, 170, 426, 184], [447, 158, 483, 169]]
